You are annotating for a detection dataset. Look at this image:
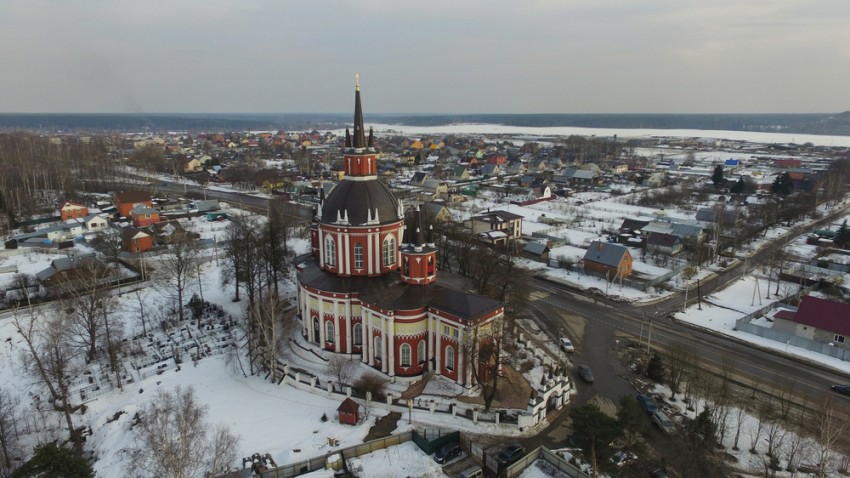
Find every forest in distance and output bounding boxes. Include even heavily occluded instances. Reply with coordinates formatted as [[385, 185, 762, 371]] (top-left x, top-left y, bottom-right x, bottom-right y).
[[1, 111, 849, 136]]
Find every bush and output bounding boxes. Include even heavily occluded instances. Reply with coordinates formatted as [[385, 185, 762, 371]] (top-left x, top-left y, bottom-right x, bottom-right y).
[[646, 353, 665, 383], [352, 374, 387, 401]]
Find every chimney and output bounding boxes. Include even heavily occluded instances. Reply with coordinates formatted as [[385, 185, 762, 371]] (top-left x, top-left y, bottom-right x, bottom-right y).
[[597, 241, 603, 252]]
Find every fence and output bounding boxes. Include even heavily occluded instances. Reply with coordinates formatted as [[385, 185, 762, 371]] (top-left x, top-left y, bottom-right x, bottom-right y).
[[258, 431, 413, 478], [499, 447, 590, 478], [735, 319, 850, 362]]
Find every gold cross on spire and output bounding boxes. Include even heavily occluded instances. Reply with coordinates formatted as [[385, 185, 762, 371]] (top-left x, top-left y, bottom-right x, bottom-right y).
[[355, 73, 360, 91]]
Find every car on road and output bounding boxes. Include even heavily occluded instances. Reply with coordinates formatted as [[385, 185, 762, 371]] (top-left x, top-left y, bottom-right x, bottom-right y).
[[497, 443, 526, 467], [577, 365, 594, 383], [609, 450, 637, 467], [832, 384, 850, 396], [652, 411, 675, 435], [559, 337, 575, 353], [433, 442, 463, 464], [636, 394, 658, 414]]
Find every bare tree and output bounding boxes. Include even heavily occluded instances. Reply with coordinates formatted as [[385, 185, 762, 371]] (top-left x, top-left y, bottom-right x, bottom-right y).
[[327, 355, 357, 390], [459, 315, 509, 411], [128, 386, 239, 478], [665, 345, 692, 400], [60, 258, 117, 363], [0, 388, 21, 478], [158, 229, 200, 323], [810, 394, 848, 478], [251, 293, 290, 382], [13, 308, 83, 454]]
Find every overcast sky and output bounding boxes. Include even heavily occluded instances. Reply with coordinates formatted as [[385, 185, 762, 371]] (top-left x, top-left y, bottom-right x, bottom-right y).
[[2, 0, 848, 114]]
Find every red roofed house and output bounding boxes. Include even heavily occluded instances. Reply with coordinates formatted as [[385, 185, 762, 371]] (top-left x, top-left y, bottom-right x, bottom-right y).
[[115, 191, 153, 217], [336, 397, 360, 425], [772, 296, 850, 350], [59, 201, 89, 221]]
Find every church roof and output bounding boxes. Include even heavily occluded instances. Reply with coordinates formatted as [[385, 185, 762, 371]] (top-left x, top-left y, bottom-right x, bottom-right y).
[[320, 180, 400, 225], [296, 255, 501, 321]]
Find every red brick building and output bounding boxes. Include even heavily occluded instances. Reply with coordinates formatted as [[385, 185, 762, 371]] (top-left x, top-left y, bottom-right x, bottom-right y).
[[296, 81, 504, 389], [59, 201, 89, 221]]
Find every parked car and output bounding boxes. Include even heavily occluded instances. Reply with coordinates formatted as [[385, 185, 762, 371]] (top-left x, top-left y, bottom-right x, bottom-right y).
[[831, 384, 850, 396], [559, 337, 575, 353], [636, 394, 658, 414], [434, 442, 463, 464], [609, 450, 637, 467], [497, 443, 526, 467], [577, 365, 594, 383], [456, 465, 483, 478], [652, 411, 675, 435]]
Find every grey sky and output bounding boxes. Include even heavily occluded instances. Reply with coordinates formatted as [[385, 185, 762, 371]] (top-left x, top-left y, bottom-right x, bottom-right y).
[[2, 0, 848, 114]]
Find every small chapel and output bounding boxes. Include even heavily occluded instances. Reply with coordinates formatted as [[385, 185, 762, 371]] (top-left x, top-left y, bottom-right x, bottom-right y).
[[295, 78, 505, 389]]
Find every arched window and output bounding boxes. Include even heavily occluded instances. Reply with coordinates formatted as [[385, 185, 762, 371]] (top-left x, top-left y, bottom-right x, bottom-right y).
[[354, 243, 364, 269], [418, 340, 426, 365], [382, 235, 396, 267], [445, 346, 455, 371], [325, 236, 336, 267], [312, 317, 320, 343], [325, 321, 335, 343], [400, 343, 411, 367], [374, 336, 382, 359], [353, 323, 362, 346]]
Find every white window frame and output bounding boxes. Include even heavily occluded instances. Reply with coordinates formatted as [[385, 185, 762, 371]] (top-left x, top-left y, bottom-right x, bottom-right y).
[[400, 343, 411, 367], [382, 235, 396, 266], [354, 243, 364, 269], [374, 336, 382, 359], [353, 323, 362, 346], [445, 346, 455, 371], [325, 236, 336, 267], [835, 334, 846, 344], [325, 321, 334, 343]]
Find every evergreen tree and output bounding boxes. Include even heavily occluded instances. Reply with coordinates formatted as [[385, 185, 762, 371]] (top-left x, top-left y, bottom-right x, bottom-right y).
[[730, 177, 745, 195], [771, 172, 794, 195], [711, 165, 725, 186], [835, 220, 850, 249], [11, 443, 93, 478], [617, 395, 647, 449], [570, 404, 619, 477], [646, 352, 665, 383]]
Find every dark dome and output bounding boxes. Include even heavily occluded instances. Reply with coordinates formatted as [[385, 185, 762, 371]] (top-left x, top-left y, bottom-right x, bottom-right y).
[[321, 180, 400, 225]]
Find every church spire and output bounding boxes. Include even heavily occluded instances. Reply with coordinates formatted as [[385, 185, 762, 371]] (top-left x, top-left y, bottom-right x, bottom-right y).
[[353, 73, 366, 149]]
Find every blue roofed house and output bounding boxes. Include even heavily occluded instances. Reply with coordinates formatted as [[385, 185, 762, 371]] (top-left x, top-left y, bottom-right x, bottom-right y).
[[584, 241, 633, 279]]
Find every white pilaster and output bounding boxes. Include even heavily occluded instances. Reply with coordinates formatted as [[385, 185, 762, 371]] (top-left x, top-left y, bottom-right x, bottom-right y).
[[388, 315, 395, 377], [318, 299, 325, 344]]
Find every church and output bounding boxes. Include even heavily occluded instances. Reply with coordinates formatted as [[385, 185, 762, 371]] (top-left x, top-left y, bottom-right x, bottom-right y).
[[295, 79, 505, 389]]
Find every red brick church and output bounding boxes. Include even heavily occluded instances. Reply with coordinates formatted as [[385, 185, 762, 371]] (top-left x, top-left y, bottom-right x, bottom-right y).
[[295, 79, 504, 389]]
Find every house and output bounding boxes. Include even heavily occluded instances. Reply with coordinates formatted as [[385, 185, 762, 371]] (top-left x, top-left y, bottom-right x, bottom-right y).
[[645, 232, 683, 256], [422, 202, 452, 224], [618, 218, 650, 235], [560, 167, 599, 185], [115, 191, 152, 217], [772, 296, 850, 350], [524, 241, 550, 261], [129, 205, 161, 228], [337, 397, 361, 425], [583, 241, 632, 279], [81, 214, 109, 232], [194, 200, 221, 213], [122, 227, 154, 253], [410, 171, 429, 187], [59, 201, 89, 221], [35, 253, 104, 286], [467, 210, 524, 245], [452, 166, 470, 181], [481, 163, 501, 177]]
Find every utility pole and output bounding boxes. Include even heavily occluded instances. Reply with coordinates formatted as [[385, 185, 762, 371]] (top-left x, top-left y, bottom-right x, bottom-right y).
[[646, 319, 653, 355]]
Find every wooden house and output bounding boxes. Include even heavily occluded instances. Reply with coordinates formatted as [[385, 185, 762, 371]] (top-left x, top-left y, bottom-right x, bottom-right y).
[[583, 241, 632, 279]]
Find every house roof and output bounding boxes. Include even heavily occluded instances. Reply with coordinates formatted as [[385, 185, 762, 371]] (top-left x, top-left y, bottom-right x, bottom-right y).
[[470, 210, 523, 223], [619, 218, 650, 232], [646, 232, 680, 248], [337, 397, 360, 414], [524, 242, 549, 255], [115, 191, 151, 204], [792, 296, 850, 336], [584, 241, 628, 267]]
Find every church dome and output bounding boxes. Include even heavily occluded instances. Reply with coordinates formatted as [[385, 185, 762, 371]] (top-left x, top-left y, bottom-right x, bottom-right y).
[[321, 180, 400, 225]]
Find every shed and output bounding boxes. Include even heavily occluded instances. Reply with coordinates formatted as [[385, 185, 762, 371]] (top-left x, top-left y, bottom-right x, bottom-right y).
[[337, 398, 360, 425]]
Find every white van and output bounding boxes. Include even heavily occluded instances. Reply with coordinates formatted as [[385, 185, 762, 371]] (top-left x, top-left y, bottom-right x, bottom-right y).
[[456, 465, 483, 478]]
